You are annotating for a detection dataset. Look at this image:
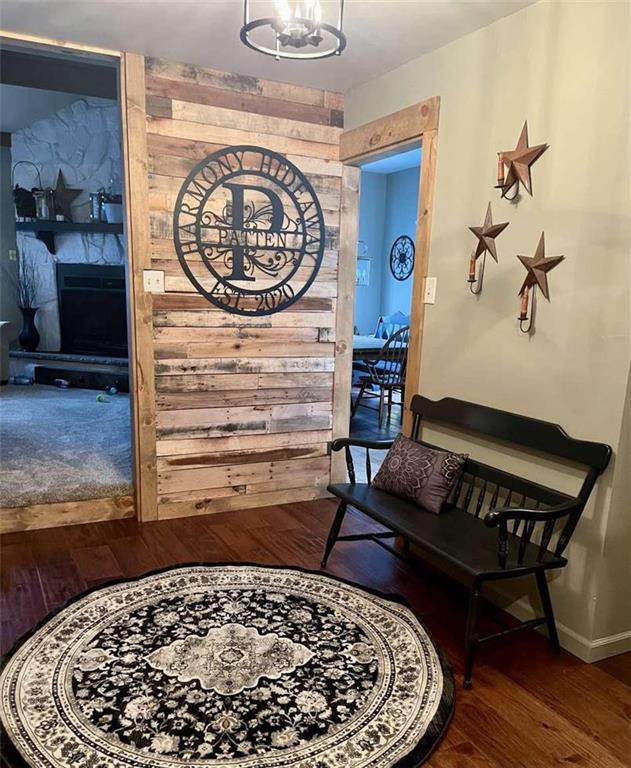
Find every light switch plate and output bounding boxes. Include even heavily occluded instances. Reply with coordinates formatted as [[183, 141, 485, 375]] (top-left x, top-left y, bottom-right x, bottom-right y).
[[143, 269, 165, 293], [423, 276, 437, 304]]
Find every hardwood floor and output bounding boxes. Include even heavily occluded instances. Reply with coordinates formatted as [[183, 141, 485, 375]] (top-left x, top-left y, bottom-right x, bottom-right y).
[[1, 500, 630, 767], [350, 386, 402, 441]]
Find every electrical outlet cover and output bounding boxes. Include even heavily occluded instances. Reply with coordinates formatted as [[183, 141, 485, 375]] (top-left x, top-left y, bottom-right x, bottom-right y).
[[143, 269, 165, 293]]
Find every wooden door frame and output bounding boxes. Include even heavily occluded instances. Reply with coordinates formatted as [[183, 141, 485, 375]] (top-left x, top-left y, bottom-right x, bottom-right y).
[[333, 97, 440, 475], [0, 30, 154, 525]]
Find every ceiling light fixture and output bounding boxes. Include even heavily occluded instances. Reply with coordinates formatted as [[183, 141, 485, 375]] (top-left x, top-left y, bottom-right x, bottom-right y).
[[240, 0, 346, 60]]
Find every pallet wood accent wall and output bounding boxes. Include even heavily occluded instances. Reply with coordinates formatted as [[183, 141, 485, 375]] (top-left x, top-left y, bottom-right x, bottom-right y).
[[140, 57, 346, 520]]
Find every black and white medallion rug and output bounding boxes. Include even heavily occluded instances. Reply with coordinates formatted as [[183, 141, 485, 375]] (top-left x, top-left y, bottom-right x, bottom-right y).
[[0, 564, 454, 767]]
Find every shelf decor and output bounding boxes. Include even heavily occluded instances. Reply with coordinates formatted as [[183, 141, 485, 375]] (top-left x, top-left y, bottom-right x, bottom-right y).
[[467, 202, 509, 294], [356, 240, 371, 286], [495, 121, 548, 200], [389, 235, 415, 281], [516, 232, 565, 333], [53, 170, 82, 222]]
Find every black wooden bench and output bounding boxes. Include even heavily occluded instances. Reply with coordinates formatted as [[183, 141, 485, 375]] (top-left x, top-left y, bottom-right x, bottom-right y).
[[321, 396, 612, 687]]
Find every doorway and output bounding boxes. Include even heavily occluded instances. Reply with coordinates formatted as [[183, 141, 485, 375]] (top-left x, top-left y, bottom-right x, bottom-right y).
[[351, 146, 421, 444], [330, 98, 439, 484], [0, 37, 137, 529]]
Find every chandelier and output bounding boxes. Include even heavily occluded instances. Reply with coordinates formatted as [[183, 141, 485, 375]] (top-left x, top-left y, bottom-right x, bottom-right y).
[[240, 0, 346, 60]]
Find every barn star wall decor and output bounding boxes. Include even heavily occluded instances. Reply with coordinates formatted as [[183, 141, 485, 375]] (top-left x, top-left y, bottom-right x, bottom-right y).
[[53, 170, 82, 222], [495, 121, 549, 201], [467, 202, 509, 294], [517, 232, 565, 333]]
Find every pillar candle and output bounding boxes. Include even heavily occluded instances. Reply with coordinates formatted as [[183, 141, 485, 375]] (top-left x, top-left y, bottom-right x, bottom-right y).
[[519, 287, 530, 320], [497, 154, 505, 186]]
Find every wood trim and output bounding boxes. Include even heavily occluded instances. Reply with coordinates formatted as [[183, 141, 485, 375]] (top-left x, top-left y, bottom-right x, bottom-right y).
[[339, 97, 439, 163], [331, 166, 360, 482], [0, 496, 134, 534], [403, 128, 438, 435], [0, 28, 121, 58], [122, 52, 158, 521]]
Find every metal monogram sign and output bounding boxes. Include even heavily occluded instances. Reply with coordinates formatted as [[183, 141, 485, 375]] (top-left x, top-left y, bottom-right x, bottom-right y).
[[174, 145, 325, 316]]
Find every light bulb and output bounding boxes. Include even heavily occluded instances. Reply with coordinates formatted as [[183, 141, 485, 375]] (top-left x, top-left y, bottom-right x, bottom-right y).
[[274, 0, 291, 23]]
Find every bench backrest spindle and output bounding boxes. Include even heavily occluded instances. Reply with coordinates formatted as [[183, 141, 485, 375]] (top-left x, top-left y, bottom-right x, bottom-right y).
[[410, 396, 612, 560]]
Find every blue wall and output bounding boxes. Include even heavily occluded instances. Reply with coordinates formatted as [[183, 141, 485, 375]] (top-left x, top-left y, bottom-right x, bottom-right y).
[[354, 171, 386, 334], [354, 165, 420, 334], [380, 167, 419, 319]]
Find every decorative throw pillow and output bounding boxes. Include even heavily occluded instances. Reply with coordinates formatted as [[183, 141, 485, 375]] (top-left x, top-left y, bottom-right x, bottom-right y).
[[372, 434, 467, 514]]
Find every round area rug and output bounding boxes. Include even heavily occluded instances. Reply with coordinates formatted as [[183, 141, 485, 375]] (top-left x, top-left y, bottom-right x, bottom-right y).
[[0, 564, 454, 767]]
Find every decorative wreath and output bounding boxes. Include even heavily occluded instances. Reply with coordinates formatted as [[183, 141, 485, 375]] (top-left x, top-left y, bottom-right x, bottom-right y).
[[390, 235, 415, 281]]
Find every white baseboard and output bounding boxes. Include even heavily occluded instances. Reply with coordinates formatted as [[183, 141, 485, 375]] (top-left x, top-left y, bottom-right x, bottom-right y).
[[486, 586, 631, 663]]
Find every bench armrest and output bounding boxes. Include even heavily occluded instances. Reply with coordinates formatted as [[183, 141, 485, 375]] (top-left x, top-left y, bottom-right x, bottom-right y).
[[330, 438, 395, 452], [330, 438, 395, 484], [483, 500, 579, 528], [484, 500, 580, 568]]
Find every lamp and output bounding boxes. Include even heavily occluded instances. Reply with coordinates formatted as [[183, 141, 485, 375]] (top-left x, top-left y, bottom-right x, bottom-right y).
[[241, 0, 346, 60]]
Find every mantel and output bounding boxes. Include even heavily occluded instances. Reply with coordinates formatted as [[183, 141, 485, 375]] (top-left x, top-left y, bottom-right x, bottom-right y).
[[15, 221, 124, 254]]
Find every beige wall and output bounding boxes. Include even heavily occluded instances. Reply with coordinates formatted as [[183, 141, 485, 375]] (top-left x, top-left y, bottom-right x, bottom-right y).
[[346, 0, 631, 659]]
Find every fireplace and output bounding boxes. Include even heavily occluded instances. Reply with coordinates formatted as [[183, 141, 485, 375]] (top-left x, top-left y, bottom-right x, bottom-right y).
[[57, 263, 128, 358]]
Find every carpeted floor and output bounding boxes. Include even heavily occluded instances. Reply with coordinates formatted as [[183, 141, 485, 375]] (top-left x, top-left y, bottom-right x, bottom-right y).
[[0, 384, 132, 508]]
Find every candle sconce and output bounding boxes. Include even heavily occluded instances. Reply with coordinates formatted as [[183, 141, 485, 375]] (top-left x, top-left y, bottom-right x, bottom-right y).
[[467, 202, 509, 295], [468, 250, 485, 294], [516, 232, 565, 333], [495, 121, 549, 201]]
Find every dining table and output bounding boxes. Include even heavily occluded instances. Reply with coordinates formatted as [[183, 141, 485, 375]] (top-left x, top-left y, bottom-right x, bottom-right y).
[[352, 334, 386, 361]]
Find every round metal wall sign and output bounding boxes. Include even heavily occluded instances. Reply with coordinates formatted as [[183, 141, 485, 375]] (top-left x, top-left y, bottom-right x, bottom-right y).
[[390, 235, 415, 281], [174, 146, 325, 316]]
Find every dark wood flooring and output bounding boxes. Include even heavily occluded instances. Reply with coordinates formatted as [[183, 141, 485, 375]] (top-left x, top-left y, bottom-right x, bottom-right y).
[[1, 501, 630, 767], [350, 387, 402, 441]]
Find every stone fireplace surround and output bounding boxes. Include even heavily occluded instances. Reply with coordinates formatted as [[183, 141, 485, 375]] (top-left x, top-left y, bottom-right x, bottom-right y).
[[11, 96, 125, 352]]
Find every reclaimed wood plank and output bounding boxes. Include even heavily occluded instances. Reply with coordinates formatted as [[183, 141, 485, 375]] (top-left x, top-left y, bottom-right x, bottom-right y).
[[146, 74, 340, 126], [154, 356, 335, 376], [146, 117, 338, 160], [156, 387, 332, 410], [156, 429, 332, 457]]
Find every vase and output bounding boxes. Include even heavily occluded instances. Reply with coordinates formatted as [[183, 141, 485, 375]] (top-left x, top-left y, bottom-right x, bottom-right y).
[[18, 307, 40, 352]]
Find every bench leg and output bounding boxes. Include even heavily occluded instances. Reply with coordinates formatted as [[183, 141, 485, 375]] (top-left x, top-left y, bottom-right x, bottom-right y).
[[320, 502, 347, 569], [536, 571, 560, 653], [463, 583, 481, 689]]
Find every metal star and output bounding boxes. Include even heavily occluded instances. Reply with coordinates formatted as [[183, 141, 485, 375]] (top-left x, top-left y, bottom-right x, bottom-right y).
[[500, 122, 548, 197], [53, 170, 82, 222], [468, 202, 509, 262], [517, 233, 564, 299]]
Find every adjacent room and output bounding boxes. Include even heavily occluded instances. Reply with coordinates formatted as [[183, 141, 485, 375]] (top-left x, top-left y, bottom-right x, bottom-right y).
[[351, 146, 420, 443], [0, 46, 133, 515], [0, 2, 629, 768]]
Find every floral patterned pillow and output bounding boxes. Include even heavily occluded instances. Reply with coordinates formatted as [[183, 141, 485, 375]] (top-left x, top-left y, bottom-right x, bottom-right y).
[[372, 434, 467, 514]]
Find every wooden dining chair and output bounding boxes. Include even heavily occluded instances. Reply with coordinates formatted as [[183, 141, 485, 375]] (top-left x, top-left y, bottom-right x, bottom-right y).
[[374, 311, 410, 339], [352, 325, 409, 426]]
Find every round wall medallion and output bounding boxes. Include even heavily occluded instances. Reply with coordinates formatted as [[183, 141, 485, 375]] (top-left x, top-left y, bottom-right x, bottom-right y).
[[390, 235, 415, 281], [0, 564, 454, 768], [174, 146, 325, 316]]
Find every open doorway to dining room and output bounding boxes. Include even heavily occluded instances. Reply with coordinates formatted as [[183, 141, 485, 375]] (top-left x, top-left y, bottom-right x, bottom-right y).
[[0, 37, 137, 530], [350, 146, 420, 444]]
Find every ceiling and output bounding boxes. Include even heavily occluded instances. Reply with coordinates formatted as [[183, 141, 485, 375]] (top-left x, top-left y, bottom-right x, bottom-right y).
[[0, 0, 535, 93], [0, 84, 79, 132], [362, 147, 421, 174]]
